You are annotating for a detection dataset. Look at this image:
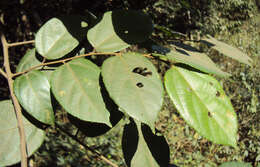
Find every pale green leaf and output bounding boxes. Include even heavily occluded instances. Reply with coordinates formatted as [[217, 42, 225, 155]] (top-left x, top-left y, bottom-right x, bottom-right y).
[[87, 10, 153, 52], [131, 121, 159, 167], [201, 35, 252, 66], [14, 70, 54, 125], [50, 58, 111, 126], [16, 48, 41, 72], [167, 42, 230, 77], [0, 100, 45, 166], [35, 18, 79, 59], [101, 52, 164, 129], [16, 48, 55, 80], [164, 66, 237, 147], [87, 11, 129, 52]]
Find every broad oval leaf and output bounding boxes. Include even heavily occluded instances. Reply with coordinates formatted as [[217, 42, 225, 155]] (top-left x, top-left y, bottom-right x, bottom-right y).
[[101, 52, 164, 129], [201, 35, 252, 66], [0, 100, 45, 166], [87, 10, 153, 52], [164, 66, 237, 147], [35, 18, 79, 59], [166, 42, 230, 77], [16, 48, 41, 72], [219, 161, 252, 167], [50, 58, 111, 126], [14, 70, 54, 125]]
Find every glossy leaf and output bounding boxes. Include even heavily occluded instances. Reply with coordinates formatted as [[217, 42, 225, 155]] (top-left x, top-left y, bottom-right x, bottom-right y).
[[165, 42, 230, 77], [87, 10, 153, 52], [16, 48, 41, 72], [101, 52, 164, 129], [164, 66, 237, 147], [51, 58, 111, 126], [35, 18, 79, 59], [0, 100, 45, 166], [131, 121, 159, 167], [14, 70, 54, 125], [219, 161, 252, 167], [201, 35, 252, 66]]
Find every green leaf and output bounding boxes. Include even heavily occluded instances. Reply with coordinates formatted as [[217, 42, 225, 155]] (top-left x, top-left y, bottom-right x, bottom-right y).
[[35, 18, 79, 59], [87, 10, 153, 52], [16, 48, 57, 81], [0, 100, 45, 166], [131, 121, 159, 167], [101, 52, 164, 129], [201, 35, 252, 66], [166, 42, 230, 77], [219, 161, 252, 167], [164, 66, 237, 147], [50, 58, 111, 126], [14, 70, 54, 125], [87, 11, 129, 52], [16, 48, 41, 72]]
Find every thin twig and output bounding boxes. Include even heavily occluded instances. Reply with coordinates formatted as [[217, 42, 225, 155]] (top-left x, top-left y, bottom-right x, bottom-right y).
[[55, 123, 119, 167], [0, 68, 7, 79], [1, 33, 28, 167], [7, 40, 35, 47], [13, 52, 120, 77]]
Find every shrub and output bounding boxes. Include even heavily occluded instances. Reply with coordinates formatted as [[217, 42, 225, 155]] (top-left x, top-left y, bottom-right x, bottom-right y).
[[0, 9, 252, 167]]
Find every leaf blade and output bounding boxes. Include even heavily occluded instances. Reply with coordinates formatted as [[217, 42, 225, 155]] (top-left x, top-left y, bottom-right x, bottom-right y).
[[201, 35, 252, 66], [50, 58, 111, 126], [101, 52, 164, 128], [164, 66, 237, 146], [167, 42, 230, 77], [35, 18, 79, 59], [14, 70, 54, 125], [0, 100, 45, 166]]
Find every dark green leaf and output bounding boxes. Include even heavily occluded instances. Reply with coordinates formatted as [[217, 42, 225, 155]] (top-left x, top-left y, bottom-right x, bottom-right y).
[[14, 70, 54, 125], [51, 58, 111, 126], [101, 52, 164, 129], [164, 66, 237, 147], [0, 100, 45, 166]]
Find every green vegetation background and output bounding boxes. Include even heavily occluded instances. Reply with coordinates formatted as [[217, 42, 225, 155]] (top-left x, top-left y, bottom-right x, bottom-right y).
[[0, 0, 259, 166]]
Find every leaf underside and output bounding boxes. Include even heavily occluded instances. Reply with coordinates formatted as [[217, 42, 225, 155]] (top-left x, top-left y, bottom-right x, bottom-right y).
[[201, 35, 252, 66], [164, 66, 237, 147], [167, 42, 230, 77]]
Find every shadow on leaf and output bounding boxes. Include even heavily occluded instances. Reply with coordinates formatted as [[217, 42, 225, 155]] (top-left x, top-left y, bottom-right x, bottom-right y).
[[122, 119, 171, 167], [112, 10, 153, 44], [68, 74, 123, 137]]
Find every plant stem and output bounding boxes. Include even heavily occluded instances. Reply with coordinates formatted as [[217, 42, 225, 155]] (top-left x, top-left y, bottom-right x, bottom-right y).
[[7, 40, 35, 47], [1, 33, 28, 167], [0, 68, 7, 79], [13, 52, 120, 77], [55, 123, 119, 167]]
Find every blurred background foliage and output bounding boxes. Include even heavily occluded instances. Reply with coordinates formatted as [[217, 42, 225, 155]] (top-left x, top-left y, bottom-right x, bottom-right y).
[[0, 0, 259, 166]]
